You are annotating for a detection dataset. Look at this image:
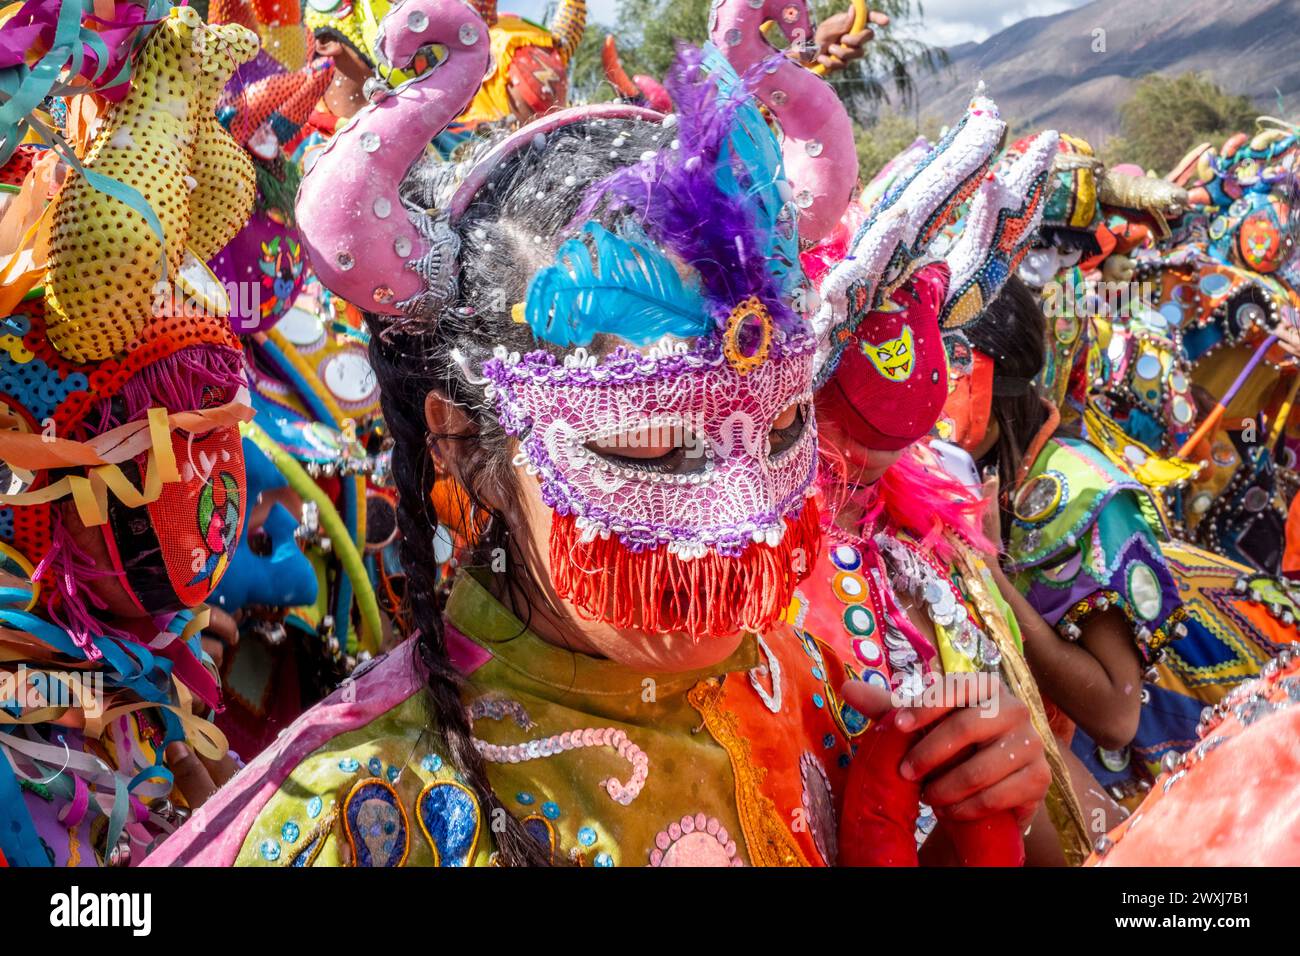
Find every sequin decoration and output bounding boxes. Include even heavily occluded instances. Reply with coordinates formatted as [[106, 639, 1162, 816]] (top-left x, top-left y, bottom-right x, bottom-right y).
[[1014, 472, 1063, 523], [522, 815, 558, 862], [416, 781, 482, 867], [420, 754, 444, 773], [830, 544, 862, 572], [342, 778, 410, 867], [475, 726, 649, 805], [648, 813, 742, 866], [843, 604, 876, 637], [799, 753, 838, 865], [831, 571, 868, 604], [1127, 563, 1164, 622]]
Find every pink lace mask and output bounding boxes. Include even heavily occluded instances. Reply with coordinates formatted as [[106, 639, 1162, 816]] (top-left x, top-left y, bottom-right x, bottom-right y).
[[481, 329, 821, 639], [482, 334, 818, 559]]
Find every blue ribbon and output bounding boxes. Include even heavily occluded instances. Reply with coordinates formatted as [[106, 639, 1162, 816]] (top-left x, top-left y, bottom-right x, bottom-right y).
[[0, 742, 50, 866]]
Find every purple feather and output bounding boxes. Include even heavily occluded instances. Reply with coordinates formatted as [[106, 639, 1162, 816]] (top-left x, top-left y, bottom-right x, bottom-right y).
[[576, 45, 798, 334]]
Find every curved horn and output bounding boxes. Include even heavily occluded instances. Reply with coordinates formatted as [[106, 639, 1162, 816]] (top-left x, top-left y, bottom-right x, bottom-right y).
[[811, 93, 1007, 378], [711, 0, 857, 243], [296, 0, 491, 315], [602, 34, 641, 100], [940, 129, 1059, 329], [633, 73, 671, 114]]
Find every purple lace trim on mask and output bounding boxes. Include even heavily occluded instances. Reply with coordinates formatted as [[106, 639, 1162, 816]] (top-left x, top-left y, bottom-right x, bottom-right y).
[[481, 336, 819, 555]]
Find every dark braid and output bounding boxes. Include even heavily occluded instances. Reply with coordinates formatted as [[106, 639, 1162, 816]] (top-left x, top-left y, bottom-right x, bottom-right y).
[[370, 336, 551, 867], [363, 117, 672, 866]]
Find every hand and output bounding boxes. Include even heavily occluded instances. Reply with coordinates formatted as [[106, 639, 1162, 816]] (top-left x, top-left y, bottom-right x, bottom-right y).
[[813, 5, 889, 73], [164, 740, 240, 812], [200, 606, 239, 673], [980, 469, 1002, 549], [843, 674, 1050, 825], [1274, 318, 1300, 361]]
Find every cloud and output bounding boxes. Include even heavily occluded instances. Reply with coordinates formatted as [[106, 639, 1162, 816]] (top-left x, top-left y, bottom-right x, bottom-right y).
[[509, 0, 620, 23], [894, 0, 1093, 46], [482, 0, 1094, 44]]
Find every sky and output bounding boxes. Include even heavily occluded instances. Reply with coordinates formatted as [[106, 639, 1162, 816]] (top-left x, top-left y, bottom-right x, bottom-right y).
[[508, 0, 1095, 48]]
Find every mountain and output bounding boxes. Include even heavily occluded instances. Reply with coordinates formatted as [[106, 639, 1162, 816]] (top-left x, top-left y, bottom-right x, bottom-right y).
[[901, 0, 1300, 145]]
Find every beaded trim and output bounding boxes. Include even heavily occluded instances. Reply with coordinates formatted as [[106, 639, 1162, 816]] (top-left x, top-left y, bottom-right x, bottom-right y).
[[482, 331, 816, 389], [1057, 588, 1190, 664], [747, 634, 783, 714], [648, 812, 742, 866]]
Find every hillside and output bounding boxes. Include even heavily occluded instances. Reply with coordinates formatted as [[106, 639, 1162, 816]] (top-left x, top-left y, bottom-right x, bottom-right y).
[[899, 0, 1300, 144]]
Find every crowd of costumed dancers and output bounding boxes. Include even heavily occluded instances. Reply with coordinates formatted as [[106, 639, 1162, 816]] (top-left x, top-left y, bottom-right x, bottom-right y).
[[0, 0, 1297, 868]]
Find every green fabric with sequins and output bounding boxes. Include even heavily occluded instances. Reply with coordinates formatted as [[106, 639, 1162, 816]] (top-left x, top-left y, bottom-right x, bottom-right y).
[[1006, 437, 1177, 649], [1007, 437, 1162, 572], [234, 573, 763, 867]]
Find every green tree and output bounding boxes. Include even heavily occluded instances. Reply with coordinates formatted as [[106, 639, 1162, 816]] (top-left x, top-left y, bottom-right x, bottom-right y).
[[566, 22, 621, 103], [611, 0, 943, 121], [612, 0, 712, 77], [1105, 73, 1259, 175], [854, 110, 942, 182]]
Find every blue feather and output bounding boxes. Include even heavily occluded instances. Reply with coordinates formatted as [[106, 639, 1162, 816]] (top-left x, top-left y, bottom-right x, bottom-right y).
[[525, 223, 709, 348], [702, 51, 793, 242], [697, 46, 800, 297]]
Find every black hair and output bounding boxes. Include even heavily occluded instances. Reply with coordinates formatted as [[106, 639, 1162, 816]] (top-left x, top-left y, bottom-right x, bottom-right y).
[[365, 116, 672, 866], [963, 274, 1052, 536]]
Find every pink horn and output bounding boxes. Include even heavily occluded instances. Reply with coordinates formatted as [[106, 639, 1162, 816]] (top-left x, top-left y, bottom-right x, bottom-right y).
[[296, 0, 491, 315], [633, 74, 671, 114], [711, 0, 858, 244]]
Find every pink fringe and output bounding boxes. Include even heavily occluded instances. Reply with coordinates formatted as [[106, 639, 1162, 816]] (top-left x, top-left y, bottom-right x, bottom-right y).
[[34, 345, 246, 659], [85, 345, 247, 435], [32, 520, 136, 660], [820, 443, 995, 561]]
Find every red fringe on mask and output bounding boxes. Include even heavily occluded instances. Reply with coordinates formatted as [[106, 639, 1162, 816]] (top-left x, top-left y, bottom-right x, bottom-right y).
[[549, 503, 822, 641]]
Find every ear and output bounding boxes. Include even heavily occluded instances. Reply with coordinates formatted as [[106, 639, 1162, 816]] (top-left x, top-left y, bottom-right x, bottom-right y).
[[424, 390, 529, 530], [423, 389, 494, 505], [424, 389, 472, 446]]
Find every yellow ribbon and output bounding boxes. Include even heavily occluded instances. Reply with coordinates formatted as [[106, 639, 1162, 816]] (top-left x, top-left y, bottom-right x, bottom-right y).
[[0, 399, 253, 527]]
